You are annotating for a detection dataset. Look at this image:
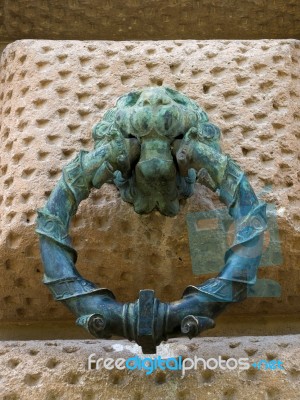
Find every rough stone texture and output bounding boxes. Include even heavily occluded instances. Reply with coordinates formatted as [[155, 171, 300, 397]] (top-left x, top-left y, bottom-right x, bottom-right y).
[[0, 39, 299, 327], [0, 1, 300, 42], [0, 336, 300, 399]]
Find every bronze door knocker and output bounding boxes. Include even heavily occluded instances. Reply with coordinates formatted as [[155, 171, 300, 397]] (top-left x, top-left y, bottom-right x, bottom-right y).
[[36, 87, 267, 353]]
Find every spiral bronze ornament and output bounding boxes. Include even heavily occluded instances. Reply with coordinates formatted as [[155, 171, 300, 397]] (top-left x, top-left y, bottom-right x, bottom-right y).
[[36, 87, 267, 354]]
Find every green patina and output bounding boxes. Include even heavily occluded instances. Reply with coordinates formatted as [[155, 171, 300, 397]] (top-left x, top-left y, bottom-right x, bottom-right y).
[[92, 87, 222, 216], [36, 87, 267, 353]]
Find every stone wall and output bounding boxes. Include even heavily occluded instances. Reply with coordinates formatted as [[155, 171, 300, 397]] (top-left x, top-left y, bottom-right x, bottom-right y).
[[0, 39, 299, 327], [0, 1, 300, 42], [0, 38, 300, 400], [1, 336, 300, 400]]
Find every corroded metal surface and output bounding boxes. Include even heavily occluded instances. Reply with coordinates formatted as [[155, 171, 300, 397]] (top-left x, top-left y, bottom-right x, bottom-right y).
[[36, 87, 267, 353]]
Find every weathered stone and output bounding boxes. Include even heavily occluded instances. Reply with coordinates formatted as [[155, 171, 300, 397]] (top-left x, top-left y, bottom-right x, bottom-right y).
[[0, 39, 299, 329], [0, 335, 300, 400], [0, 1, 300, 42]]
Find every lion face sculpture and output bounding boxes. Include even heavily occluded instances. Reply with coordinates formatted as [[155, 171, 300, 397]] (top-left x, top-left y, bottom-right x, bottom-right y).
[[92, 87, 221, 216]]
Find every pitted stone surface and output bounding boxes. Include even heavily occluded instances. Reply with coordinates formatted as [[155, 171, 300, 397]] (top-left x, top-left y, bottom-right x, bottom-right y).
[[0, 1, 300, 41], [0, 39, 299, 324], [0, 336, 300, 400]]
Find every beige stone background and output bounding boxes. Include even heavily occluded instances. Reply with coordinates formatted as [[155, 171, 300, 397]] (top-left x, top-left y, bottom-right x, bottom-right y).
[[0, 39, 299, 329], [1, 336, 300, 400], [0, 2, 300, 398]]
